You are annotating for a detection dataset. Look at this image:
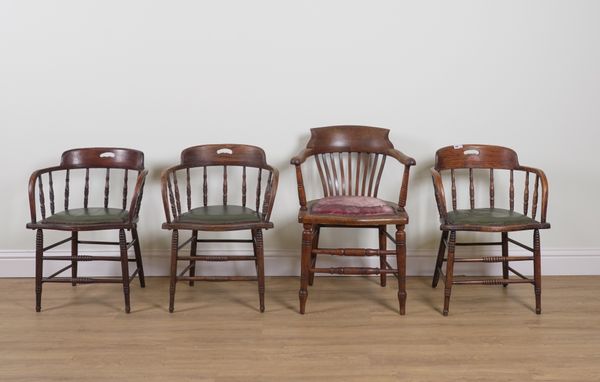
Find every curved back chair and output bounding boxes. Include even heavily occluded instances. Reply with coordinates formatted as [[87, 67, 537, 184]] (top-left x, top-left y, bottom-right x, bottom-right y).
[[161, 144, 278, 313], [430, 144, 550, 315], [291, 126, 416, 314], [27, 147, 148, 313]]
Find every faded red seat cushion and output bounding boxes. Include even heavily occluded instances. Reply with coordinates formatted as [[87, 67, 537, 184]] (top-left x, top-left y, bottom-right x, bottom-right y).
[[311, 196, 395, 215]]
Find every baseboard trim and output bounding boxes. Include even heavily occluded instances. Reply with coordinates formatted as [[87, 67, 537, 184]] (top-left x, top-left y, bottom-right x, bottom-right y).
[[0, 248, 598, 277]]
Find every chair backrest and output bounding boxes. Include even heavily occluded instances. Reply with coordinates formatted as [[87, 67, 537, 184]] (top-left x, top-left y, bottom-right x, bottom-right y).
[[433, 145, 542, 218], [434, 144, 519, 171], [162, 144, 278, 222], [302, 126, 395, 198], [31, 148, 146, 221], [180, 144, 268, 168], [61, 147, 144, 170]]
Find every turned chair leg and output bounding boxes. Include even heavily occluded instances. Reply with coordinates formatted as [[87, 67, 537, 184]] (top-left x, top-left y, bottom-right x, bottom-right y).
[[253, 229, 266, 312], [443, 231, 456, 316], [502, 232, 509, 287], [189, 230, 198, 286], [132, 227, 145, 288], [379, 226, 387, 287], [35, 229, 43, 312], [169, 230, 179, 313], [432, 231, 448, 288], [71, 231, 78, 286], [299, 224, 312, 314], [118, 229, 131, 313], [309, 226, 319, 286], [395, 225, 406, 315], [533, 229, 542, 314]]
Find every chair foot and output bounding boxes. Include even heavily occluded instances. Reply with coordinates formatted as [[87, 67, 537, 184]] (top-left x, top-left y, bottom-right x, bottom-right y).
[[299, 289, 307, 314], [443, 289, 452, 316], [443, 310, 449, 316], [535, 287, 541, 314], [398, 291, 406, 315]]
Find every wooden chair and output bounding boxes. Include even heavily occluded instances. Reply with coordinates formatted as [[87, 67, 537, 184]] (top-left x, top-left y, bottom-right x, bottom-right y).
[[161, 144, 278, 313], [291, 126, 416, 314], [430, 144, 550, 315], [26, 148, 148, 313]]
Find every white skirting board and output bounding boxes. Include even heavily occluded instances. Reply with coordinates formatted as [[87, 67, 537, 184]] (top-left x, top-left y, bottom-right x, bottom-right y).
[[0, 248, 598, 277]]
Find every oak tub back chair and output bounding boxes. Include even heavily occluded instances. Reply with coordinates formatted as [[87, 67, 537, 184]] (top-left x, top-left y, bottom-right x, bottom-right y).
[[430, 144, 550, 315], [27, 147, 148, 313], [291, 126, 416, 315], [161, 144, 279, 313]]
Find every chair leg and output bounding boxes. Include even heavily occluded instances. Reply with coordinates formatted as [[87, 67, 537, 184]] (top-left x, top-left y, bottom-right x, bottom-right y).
[[443, 231, 456, 316], [299, 224, 312, 314], [169, 230, 179, 313], [189, 230, 198, 286], [35, 229, 43, 312], [502, 232, 509, 287], [432, 231, 448, 288], [309, 226, 320, 286], [533, 229, 542, 314], [395, 225, 406, 315], [71, 231, 78, 286], [132, 227, 145, 288], [118, 229, 131, 314], [253, 229, 266, 313], [379, 226, 387, 287]]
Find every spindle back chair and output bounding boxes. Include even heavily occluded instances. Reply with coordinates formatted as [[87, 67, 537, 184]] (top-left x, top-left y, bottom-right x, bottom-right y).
[[291, 126, 416, 315], [27, 147, 148, 313], [161, 144, 278, 313], [430, 144, 550, 315]]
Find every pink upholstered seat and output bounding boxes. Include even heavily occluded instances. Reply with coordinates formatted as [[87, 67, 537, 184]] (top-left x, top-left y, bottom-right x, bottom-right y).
[[311, 196, 395, 215]]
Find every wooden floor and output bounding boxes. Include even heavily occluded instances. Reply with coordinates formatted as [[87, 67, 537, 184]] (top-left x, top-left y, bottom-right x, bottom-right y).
[[1, 276, 599, 381]]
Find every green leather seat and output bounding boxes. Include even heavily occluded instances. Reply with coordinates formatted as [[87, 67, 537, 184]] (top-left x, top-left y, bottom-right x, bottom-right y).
[[44, 208, 129, 225], [446, 208, 542, 227], [177, 205, 261, 224]]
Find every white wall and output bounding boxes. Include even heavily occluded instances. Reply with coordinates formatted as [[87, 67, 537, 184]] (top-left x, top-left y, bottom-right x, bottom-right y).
[[1, 0, 599, 276]]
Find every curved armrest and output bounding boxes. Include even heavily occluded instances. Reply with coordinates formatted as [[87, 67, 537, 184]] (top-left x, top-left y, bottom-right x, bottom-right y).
[[128, 169, 148, 223], [28, 166, 63, 224], [160, 165, 181, 224], [387, 149, 416, 167], [517, 165, 549, 223], [262, 165, 279, 222], [290, 149, 314, 165], [430, 168, 448, 221]]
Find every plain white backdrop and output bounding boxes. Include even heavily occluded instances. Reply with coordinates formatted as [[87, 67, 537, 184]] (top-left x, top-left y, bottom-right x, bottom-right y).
[[1, 1, 599, 275]]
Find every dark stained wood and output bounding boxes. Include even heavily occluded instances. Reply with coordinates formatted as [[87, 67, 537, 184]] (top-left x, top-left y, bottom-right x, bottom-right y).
[[291, 125, 416, 315], [26, 148, 148, 313], [430, 144, 551, 315], [161, 144, 278, 313]]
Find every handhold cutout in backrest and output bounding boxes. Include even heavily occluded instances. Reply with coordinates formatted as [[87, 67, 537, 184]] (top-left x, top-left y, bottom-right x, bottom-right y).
[[99, 152, 116, 158], [217, 148, 233, 155]]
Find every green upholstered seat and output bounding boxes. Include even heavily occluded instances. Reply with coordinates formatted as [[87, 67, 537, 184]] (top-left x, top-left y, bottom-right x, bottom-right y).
[[44, 208, 129, 225], [177, 205, 262, 224], [446, 208, 539, 227]]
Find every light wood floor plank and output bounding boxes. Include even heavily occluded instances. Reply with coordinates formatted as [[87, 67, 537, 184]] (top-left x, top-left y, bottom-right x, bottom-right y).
[[0, 276, 599, 381]]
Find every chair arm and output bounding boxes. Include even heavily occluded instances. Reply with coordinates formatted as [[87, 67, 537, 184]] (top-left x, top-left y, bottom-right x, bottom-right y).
[[431, 168, 448, 221], [28, 166, 63, 224], [386, 148, 416, 167], [517, 165, 549, 223], [128, 169, 148, 223], [290, 149, 314, 166], [262, 165, 279, 222], [160, 166, 180, 224]]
